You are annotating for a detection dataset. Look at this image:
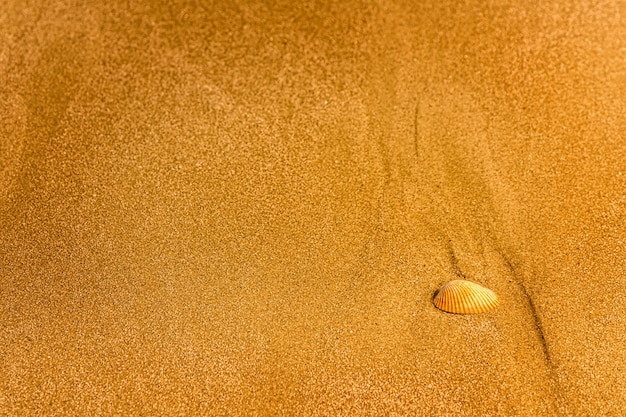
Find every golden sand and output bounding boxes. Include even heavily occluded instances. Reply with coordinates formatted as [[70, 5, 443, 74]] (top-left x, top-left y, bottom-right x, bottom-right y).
[[1, 1, 625, 415]]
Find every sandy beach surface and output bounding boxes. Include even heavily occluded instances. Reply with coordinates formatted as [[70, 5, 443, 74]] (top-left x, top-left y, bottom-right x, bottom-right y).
[[1, 1, 625, 415]]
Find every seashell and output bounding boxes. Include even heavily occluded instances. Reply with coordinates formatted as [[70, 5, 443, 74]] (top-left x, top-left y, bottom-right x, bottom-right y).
[[433, 279, 499, 314]]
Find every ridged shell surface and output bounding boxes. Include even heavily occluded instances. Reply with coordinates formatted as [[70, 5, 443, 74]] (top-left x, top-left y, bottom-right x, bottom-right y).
[[433, 280, 499, 314]]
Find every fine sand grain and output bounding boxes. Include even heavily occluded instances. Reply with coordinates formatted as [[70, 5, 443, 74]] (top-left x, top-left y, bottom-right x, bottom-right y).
[[1, 1, 625, 416]]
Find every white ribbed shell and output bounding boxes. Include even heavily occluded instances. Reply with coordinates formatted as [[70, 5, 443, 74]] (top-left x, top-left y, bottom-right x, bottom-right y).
[[433, 280, 499, 314]]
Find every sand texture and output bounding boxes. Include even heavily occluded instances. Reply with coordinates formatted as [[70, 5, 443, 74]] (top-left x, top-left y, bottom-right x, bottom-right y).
[[1, 1, 625, 415]]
